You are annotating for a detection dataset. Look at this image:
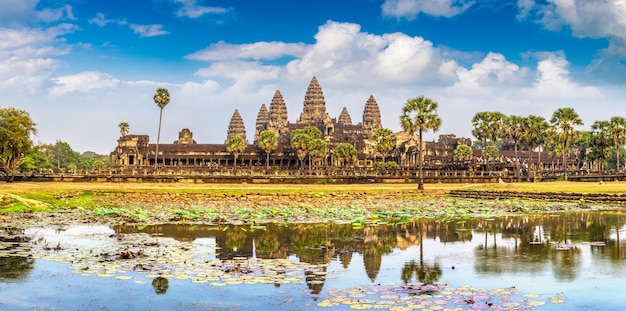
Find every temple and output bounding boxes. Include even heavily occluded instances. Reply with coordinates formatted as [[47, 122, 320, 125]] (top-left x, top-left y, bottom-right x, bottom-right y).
[[112, 77, 469, 172]]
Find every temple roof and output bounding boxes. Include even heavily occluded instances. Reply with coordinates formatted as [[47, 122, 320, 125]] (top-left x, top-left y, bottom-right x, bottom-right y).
[[362, 95, 382, 131], [226, 109, 246, 143], [338, 107, 352, 125], [298, 76, 327, 124]]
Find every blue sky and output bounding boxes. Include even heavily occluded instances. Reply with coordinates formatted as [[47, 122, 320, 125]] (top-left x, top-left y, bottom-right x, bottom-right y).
[[1, 0, 625, 154]]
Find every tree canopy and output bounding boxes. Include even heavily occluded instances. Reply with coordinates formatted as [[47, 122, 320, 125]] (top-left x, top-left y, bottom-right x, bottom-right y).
[[0, 107, 37, 181]]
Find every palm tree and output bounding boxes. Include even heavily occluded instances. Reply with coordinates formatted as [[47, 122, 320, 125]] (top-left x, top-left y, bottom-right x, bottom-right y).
[[550, 107, 583, 181], [505, 115, 526, 180], [118, 122, 130, 137], [589, 120, 612, 176], [307, 138, 328, 173], [372, 127, 396, 164], [521, 114, 550, 170], [453, 144, 473, 161], [335, 143, 356, 167], [471, 111, 507, 148], [400, 96, 442, 190], [257, 129, 278, 171], [609, 116, 626, 170], [153, 88, 170, 170], [227, 135, 246, 171]]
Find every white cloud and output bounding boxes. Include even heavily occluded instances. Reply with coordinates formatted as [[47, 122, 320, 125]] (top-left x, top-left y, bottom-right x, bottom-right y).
[[520, 0, 626, 42], [173, 0, 229, 18], [89, 13, 115, 27], [0, 0, 74, 25], [129, 24, 170, 37], [0, 24, 75, 93], [186, 41, 308, 61], [285, 21, 458, 86], [49, 71, 121, 96], [382, 0, 476, 19]]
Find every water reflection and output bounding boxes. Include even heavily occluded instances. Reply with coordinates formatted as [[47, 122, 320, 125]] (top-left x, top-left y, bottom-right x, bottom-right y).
[[112, 210, 626, 289]]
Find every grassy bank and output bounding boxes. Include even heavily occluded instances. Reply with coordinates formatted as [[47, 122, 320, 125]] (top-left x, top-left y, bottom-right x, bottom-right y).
[[1, 181, 624, 226]]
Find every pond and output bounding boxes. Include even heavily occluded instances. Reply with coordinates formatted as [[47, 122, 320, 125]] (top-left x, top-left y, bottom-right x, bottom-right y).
[[1, 211, 625, 310]]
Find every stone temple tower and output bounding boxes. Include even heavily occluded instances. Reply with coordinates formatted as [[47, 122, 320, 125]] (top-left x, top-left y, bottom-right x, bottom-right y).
[[226, 109, 247, 143], [338, 107, 352, 126], [362, 95, 382, 134], [254, 104, 269, 141], [297, 76, 329, 125]]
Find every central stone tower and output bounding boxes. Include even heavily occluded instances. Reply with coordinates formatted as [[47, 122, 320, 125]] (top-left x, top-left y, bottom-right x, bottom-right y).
[[297, 76, 330, 125]]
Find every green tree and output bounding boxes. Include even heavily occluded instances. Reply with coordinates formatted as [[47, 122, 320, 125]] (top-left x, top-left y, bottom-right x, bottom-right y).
[[471, 111, 507, 148], [257, 129, 278, 171], [609, 116, 626, 170], [400, 96, 442, 190], [589, 120, 612, 173], [118, 122, 130, 137], [0, 107, 37, 182], [307, 138, 328, 173], [521, 115, 550, 169], [482, 145, 500, 161], [153, 88, 170, 170], [550, 107, 583, 181], [226, 135, 246, 170], [334, 143, 356, 167], [290, 126, 322, 170], [372, 127, 396, 164], [453, 144, 473, 161]]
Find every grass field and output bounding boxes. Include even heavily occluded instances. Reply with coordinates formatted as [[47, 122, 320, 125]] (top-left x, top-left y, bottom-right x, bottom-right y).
[[1, 181, 626, 194]]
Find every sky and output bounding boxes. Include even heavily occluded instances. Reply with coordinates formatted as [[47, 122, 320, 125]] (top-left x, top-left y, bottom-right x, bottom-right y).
[[1, 0, 625, 154]]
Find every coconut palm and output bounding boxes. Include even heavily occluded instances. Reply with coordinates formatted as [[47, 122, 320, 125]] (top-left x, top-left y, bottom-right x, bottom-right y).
[[550, 107, 583, 181], [118, 122, 129, 137], [400, 96, 442, 190], [257, 129, 278, 171], [609, 116, 626, 170], [153, 88, 170, 170], [227, 135, 246, 171], [372, 127, 396, 164]]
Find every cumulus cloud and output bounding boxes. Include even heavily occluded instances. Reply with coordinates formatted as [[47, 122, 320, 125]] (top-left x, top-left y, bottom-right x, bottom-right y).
[[173, 0, 229, 18], [382, 0, 476, 19], [49, 71, 121, 96], [0, 24, 76, 93], [129, 24, 169, 37], [0, 0, 74, 25], [285, 21, 458, 86], [186, 41, 308, 61]]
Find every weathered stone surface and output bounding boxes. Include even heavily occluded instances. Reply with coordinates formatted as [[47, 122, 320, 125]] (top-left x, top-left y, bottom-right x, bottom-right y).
[[298, 76, 328, 124], [362, 95, 382, 132], [226, 109, 246, 143], [174, 128, 196, 145], [254, 104, 270, 142], [338, 107, 352, 125]]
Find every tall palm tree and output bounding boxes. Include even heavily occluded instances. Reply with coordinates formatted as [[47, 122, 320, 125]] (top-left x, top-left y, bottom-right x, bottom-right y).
[[610, 116, 626, 170], [290, 131, 309, 169], [153, 88, 170, 170], [334, 142, 356, 167], [471, 111, 507, 148], [307, 138, 328, 174], [550, 107, 583, 181], [521, 114, 550, 170], [372, 127, 396, 164], [589, 120, 612, 175], [257, 129, 278, 171], [227, 135, 246, 171], [118, 122, 129, 137], [400, 96, 442, 190], [505, 115, 526, 180]]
